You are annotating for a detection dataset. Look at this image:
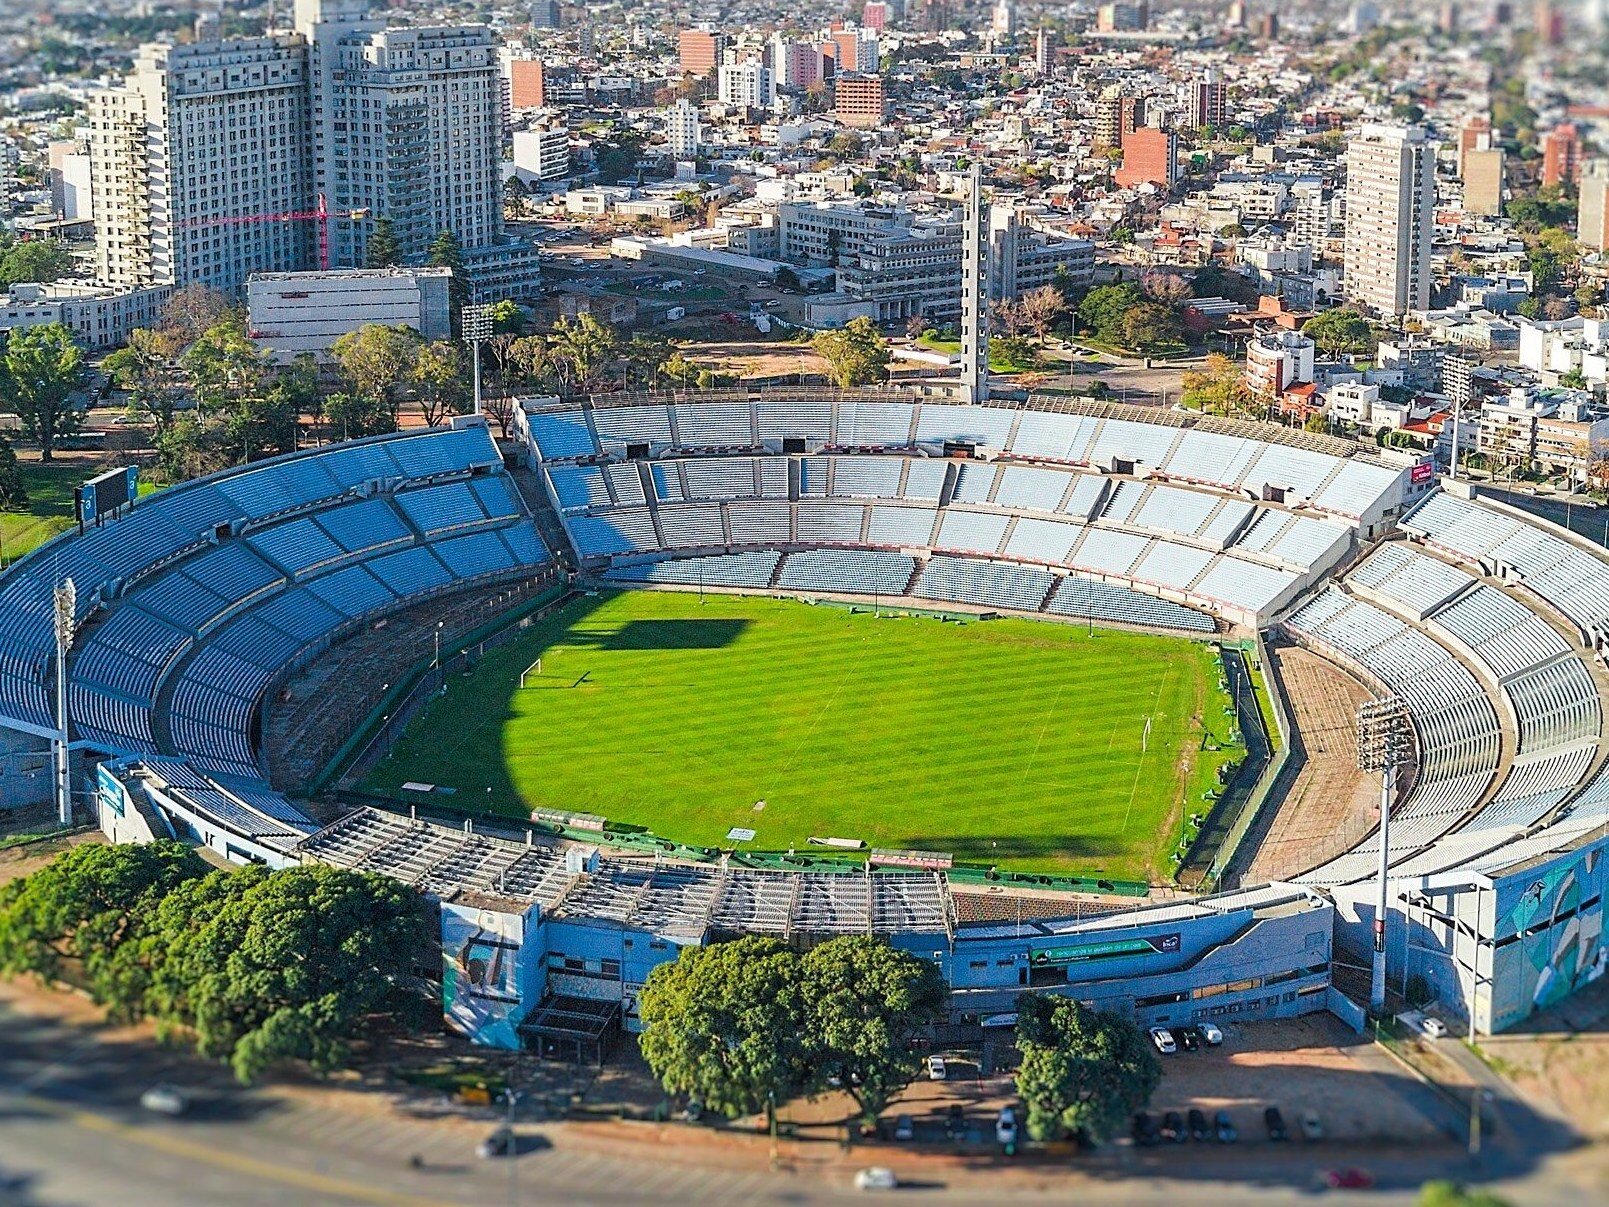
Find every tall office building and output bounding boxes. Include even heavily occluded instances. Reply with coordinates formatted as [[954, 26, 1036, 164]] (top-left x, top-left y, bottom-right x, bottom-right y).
[[88, 37, 312, 291], [1541, 123, 1582, 188], [297, 0, 501, 271], [1580, 159, 1609, 252], [678, 29, 726, 77], [959, 166, 989, 405], [530, 0, 561, 28], [1343, 124, 1437, 317], [666, 99, 701, 159], [88, 1, 506, 295], [1191, 69, 1226, 131]]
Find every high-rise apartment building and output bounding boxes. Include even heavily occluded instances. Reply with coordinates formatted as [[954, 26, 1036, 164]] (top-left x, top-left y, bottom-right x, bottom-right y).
[[1094, 88, 1146, 151], [88, 1, 506, 295], [1541, 123, 1582, 188], [1457, 114, 1491, 178], [770, 35, 822, 89], [1191, 69, 1226, 131], [718, 60, 774, 110], [1343, 123, 1437, 316], [666, 99, 701, 160], [1115, 127, 1178, 189], [507, 55, 546, 111], [1463, 147, 1506, 217], [1096, 2, 1150, 32], [678, 29, 726, 77], [833, 74, 888, 129], [992, 0, 1017, 36], [88, 37, 312, 291], [1580, 159, 1609, 252], [1035, 28, 1053, 74], [862, 3, 891, 32]]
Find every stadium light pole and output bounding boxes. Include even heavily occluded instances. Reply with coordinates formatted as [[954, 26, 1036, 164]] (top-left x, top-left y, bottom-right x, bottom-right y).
[[1357, 697, 1412, 1016], [53, 579, 76, 826], [462, 302, 495, 418]]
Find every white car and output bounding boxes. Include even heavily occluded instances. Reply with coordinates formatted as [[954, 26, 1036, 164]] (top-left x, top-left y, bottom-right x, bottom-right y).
[[1199, 1022, 1224, 1046], [995, 1106, 1018, 1146], [1150, 1027, 1178, 1054], [854, 1166, 898, 1191], [926, 1055, 947, 1081], [139, 1084, 190, 1116], [1420, 1015, 1448, 1039]]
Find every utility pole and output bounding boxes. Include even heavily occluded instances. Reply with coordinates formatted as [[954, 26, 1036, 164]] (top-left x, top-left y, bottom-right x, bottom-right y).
[[53, 579, 77, 826], [1357, 697, 1412, 1016]]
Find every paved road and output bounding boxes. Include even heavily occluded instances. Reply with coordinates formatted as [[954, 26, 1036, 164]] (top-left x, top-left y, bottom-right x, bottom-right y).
[[0, 999, 1596, 1207]]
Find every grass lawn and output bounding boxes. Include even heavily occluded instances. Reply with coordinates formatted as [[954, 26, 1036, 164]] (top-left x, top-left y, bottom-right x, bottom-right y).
[[915, 334, 1040, 375], [0, 460, 91, 568], [364, 589, 1236, 880]]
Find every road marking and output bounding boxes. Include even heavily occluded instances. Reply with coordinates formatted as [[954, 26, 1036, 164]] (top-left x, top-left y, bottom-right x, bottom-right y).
[[3, 1091, 453, 1207]]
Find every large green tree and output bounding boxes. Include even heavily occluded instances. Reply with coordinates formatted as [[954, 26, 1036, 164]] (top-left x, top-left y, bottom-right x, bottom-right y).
[[0, 841, 207, 1017], [104, 325, 188, 438], [1302, 308, 1376, 357], [325, 390, 398, 441], [331, 323, 424, 416], [145, 863, 429, 1083], [1075, 282, 1145, 344], [800, 936, 948, 1123], [365, 217, 402, 269], [0, 435, 27, 512], [812, 316, 891, 388], [637, 936, 811, 1118], [2, 322, 86, 461], [0, 239, 74, 287], [410, 339, 470, 428], [1013, 992, 1162, 1144]]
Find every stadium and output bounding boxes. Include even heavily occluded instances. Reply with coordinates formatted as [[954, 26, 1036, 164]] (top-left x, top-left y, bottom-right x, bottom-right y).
[[3, 388, 1605, 1053]]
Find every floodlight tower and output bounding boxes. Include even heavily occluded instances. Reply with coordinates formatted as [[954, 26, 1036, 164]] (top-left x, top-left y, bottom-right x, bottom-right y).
[[53, 579, 76, 825], [1357, 696, 1413, 1015], [461, 302, 495, 418]]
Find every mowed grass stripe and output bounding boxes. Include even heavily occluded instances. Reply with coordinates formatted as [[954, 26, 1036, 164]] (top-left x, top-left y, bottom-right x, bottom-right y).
[[365, 589, 1231, 880]]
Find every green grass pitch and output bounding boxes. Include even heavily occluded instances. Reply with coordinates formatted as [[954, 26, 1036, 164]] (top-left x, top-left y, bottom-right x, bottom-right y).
[[363, 589, 1235, 881]]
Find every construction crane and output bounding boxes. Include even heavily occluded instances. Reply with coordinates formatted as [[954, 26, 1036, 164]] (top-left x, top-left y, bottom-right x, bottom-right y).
[[174, 193, 370, 271]]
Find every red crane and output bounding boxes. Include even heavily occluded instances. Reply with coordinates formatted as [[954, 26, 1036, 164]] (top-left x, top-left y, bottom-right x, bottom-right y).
[[173, 193, 370, 271]]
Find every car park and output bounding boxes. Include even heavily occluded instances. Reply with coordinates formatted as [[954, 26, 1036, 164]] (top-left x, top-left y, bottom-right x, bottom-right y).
[[854, 1167, 898, 1192], [926, 1055, 947, 1080], [1198, 1022, 1224, 1045], [1213, 1111, 1238, 1144], [139, 1085, 190, 1116], [1187, 1108, 1211, 1142], [1172, 1027, 1200, 1051], [1149, 1027, 1177, 1054], [1264, 1107, 1288, 1141]]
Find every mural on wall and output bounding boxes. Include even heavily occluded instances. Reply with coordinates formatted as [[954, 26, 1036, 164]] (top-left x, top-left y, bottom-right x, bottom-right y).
[[442, 900, 535, 1049], [1491, 842, 1608, 1028]]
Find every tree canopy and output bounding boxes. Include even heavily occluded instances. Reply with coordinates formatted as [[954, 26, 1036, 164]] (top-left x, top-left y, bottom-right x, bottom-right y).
[[1013, 992, 1162, 1144], [812, 316, 891, 388], [2, 322, 86, 461], [0, 435, 28, 512], [365, 217, 402, 269], [1075, 282, 1144, 345], [0, 239, 75, 287], [1302, 308, 1375, 357]]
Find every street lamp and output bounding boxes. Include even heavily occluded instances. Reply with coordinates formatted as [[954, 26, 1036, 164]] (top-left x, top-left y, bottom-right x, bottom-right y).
[[1357, 697, 1413, 1016], [462, 302, 495, 418]]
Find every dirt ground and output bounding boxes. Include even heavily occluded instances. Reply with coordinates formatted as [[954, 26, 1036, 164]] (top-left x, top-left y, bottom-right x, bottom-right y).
[[1476, 976, 1609, 1142]]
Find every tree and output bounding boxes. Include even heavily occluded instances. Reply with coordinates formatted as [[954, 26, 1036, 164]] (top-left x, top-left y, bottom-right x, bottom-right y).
[[638, 936, 811, 1118], [143, 863, 430, 1083], [0, 239, 75, 287], [1076, 282, 1144, 344], [1013, 992, 1162, 1144], [1117, 303, 1181, 353], [1416, 1182, 1511, 1207], [410, 339, 471, 428], [180, 314, 269, 415], [325, 390, 398, 441], [1017, 284, 1066, 341], [813, 316, 891, 387], [991, 297, 1030, 337], [904, 313, 929, 341], [800, 937, 947, 1125], [104, 325, 187, 438], [0, 435, 27, 511], [1181, 353, 1254, 415], [331, 323, 424, 415], [1302, 308, 1375, 357], [427, 229, 468, 318], [1140, 269, 1192, 307], [365, 218, 402, 269], [158, 285, 234, 345], [487, 298, 524, 335], [2, 322, 86, 460], [0, 841, 207, 1017]]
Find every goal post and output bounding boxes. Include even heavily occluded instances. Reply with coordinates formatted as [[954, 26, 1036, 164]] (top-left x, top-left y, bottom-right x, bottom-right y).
[[519, 656, 542, 687]]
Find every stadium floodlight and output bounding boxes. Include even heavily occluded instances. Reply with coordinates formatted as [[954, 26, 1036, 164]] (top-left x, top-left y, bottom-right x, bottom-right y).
[[53, 579, 76, 825], [461, 303, 496, 418], [1357, 697, 1413, 1016]]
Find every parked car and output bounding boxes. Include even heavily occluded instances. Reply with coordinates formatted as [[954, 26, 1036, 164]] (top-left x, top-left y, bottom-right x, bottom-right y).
[[1149, 1027, 1177, 1054], [1198, 1022, 1224, 1046], [1187, 1108, 1211, 1142], [1132, 1112, 1160, 1147], [1173, 1027, 1200, 1051], [854, 1167, 898, 1192], [1325, 1168, 1374, 1189], [139, 1085, 190, 1116], [893, 1114, 914, 1142], [1264, 1107, 1288, 1141], [926, 1055, 947, 1081], [1300, 1111, 1324, 1141], [1420, 1015, 1448, 1039], [476, 1126, 515, 1159], [945, 1103, 967, 1140], [1160, 1111, 1185, 1143], [995, 1106, 1018, 1146], [677, 1099, 704, 1122], [1213, 1111, 1238, 1144]]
